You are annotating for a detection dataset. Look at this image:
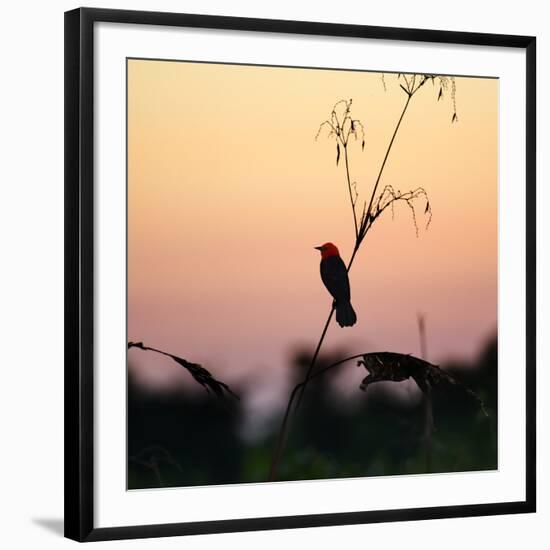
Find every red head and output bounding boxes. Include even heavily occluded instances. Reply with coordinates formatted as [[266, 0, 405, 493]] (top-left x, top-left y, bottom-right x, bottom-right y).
[[314, 242, 340, 260]]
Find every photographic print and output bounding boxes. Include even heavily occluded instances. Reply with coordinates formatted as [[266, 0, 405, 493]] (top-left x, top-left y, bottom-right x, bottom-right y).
[[126, 59, 497, 490]]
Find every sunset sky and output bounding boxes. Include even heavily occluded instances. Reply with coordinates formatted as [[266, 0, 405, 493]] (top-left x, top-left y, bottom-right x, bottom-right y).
[[127, 59, 497, 411]]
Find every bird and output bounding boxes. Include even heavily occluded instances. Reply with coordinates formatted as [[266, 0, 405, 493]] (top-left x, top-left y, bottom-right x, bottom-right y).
[[314, 242, 357, 327]]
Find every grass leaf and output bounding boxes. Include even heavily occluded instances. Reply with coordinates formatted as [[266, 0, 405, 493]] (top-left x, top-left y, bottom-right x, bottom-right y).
[[128, 341, 239, 400], [357, 352, 488, 416]]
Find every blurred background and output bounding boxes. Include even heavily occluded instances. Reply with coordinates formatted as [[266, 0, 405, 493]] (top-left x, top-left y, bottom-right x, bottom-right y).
[[127, 61, 497, 489], [128, 332, 497, 489]]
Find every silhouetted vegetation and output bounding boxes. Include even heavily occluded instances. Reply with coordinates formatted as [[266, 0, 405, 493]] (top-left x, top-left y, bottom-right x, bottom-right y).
[[127, 370, 243, 489], [128, 336, 496, 489], [127, 72, 490, 491], [269, 74, 459, 479], [128, 341, 239, 400]]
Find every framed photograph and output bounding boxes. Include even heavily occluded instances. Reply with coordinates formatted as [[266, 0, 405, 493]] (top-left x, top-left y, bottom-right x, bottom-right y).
[[65, 7, 536, 542]]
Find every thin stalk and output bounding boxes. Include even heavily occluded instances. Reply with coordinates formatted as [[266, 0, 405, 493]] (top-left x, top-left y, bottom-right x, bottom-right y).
[[295, 96, 410, 410], [269, 245, 361, 481], [417, 314, 433, 472], [294, 307, 335, 410], [131, 343, 172, 358], [268, 90, 415, 482], [343, 144, 359, 239], [421, 387, 434, 472], [364, 94, 411, 230], [268, 353, 365, 482], [295, 243, 360, 410]]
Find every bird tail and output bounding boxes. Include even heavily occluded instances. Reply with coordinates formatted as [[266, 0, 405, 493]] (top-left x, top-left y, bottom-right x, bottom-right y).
[[335, 301, 357, 327]]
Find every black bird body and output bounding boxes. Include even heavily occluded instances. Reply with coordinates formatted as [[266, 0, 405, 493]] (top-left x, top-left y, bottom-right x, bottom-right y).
[[320, 255, 351, 303], [316, 243, 357, 327]]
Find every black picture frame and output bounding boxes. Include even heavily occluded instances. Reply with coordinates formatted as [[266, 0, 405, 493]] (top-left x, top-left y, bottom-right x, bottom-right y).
[[65, 7, 536, 542]]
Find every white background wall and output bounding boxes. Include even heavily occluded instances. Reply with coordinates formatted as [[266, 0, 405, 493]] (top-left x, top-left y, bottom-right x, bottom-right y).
[[0, 1, 546, 548]]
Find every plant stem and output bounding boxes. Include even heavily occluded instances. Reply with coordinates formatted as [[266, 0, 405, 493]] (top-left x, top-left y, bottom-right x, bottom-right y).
[[295, 308, 335, 408], [364, 94, 411, 228], [343, 144, 359, 239], [294, 243, 360, 410], [267, 91, 414, 482], [295, 96, 410, 410], [417, 314, 433, 472], [267, 240, 362, 482], [267, 299, 336, 482], [268, 352, 365, 482]]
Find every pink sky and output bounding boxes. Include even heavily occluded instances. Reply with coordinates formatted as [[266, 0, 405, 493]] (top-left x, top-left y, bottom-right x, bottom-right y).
[[127, 60, 497, 412]]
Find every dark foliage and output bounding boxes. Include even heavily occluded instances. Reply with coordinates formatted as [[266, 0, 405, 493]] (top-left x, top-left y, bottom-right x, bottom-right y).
[[357, 352, 488, 416], [127, 372, 243, 489], [128, 337, 497, 488], [128, 341, 239, 400], [278, 338, 497, 482]]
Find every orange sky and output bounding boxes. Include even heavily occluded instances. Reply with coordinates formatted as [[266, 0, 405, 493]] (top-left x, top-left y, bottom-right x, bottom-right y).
[[127, 59, 497, 405]]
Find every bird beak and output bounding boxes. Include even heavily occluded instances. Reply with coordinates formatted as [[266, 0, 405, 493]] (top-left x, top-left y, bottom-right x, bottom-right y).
[[314, 246, 323, 251]]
